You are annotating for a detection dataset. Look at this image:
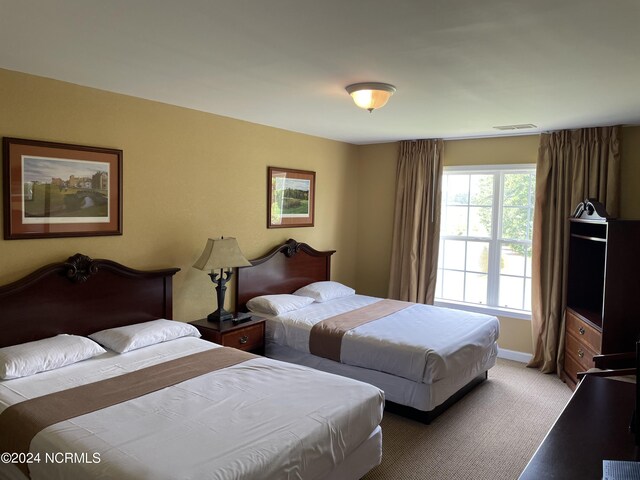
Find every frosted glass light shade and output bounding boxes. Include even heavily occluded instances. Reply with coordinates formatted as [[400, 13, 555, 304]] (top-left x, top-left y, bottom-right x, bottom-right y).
[[346, 82, 396, 112]]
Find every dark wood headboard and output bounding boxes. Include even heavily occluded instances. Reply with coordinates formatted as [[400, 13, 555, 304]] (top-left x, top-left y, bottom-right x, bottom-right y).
[[0, 253, 180, 348], [235, 239, 335, 312]]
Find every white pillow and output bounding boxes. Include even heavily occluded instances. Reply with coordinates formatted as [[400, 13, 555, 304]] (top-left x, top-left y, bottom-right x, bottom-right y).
[[293, 281, 355, 303], [89, 319, 201, 353], [0, 334, 106, 380], [247, 294, 314, 315]]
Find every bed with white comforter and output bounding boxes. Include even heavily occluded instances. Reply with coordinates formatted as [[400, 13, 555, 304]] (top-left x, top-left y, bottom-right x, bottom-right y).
[[0, 337, 384, 480], [258, 294, 499, 416], [266, 295, 499, 385], [234, 239, 500, 421]]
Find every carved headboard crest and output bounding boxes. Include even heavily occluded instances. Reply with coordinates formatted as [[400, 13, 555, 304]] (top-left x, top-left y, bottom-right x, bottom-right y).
[[63, 253, 98, 283], [283, 239, 302, 258]]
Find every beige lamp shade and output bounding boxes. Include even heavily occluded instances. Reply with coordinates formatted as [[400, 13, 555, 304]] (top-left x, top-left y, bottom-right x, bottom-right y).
[[346, 82, 396, 112], [193, 237, 251, 271]]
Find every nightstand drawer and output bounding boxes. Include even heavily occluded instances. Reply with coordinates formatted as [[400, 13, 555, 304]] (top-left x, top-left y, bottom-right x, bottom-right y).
[[189, 317, 266, 354], [221, 324, 264, 351]]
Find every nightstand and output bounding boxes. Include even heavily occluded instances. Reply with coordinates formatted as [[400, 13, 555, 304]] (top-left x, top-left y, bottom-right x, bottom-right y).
[[190, 316, 266, 355]]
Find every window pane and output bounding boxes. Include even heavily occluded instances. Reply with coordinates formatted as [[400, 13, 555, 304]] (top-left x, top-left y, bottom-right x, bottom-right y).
[[469, 207, 491, 237], [435, 269, 443, 298], [443, 240, 465, 270], [500, 243, 526, 276], [499, 276, 524, 309], [466, 241, 490, 273], [442, 270, 464, 301], [465, 273, 488, 304], [469, 175, 493, 206], [525, 245, 532, 277], [503, 173, 532, 207], [524, 278, 532, 311], [446, 175, 469, 205], [529, 182, 535, 207], [444, 206, 468, 236], [501, 206, 529, 240], [527, 211, 534, 241]]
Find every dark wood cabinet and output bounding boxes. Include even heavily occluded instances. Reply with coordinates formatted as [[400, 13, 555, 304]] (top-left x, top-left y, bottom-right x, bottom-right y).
[[190, 317, 266, 355], [563, 217, 640, 388]]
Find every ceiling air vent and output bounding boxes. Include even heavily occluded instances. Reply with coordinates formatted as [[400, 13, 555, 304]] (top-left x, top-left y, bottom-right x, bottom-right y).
[[493, 124, 537, 131]]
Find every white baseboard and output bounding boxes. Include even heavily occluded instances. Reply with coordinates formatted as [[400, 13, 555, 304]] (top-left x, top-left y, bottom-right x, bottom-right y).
[[497, 347, 532, 364]]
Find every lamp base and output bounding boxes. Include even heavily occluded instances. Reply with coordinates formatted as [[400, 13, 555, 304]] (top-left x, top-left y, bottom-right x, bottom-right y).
[[207, 269, 234, 324], [207, 309, 234, 323]]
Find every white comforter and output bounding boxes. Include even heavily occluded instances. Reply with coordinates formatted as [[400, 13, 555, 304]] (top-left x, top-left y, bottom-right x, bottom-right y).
[[265, 295, 500, 384], [0, 337, 383, 480]]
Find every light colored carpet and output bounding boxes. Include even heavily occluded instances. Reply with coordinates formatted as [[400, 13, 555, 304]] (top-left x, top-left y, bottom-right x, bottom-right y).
[[362, 358, 572, 480]]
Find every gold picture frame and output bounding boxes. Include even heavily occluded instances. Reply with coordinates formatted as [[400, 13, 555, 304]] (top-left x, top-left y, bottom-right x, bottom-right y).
[[3, 137, 123, 239], [267, 166, 315, 228]]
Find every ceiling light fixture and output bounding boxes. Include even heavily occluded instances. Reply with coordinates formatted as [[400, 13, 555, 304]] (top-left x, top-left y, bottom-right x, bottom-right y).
[[345, 82, 396, 112]]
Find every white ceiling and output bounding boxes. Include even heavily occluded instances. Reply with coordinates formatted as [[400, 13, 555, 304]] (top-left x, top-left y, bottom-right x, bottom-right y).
[[1, 0, 639, 145]]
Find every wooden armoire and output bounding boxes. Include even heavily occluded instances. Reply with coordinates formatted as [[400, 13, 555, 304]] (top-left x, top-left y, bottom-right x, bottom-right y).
[[562, 200, 640, 388]]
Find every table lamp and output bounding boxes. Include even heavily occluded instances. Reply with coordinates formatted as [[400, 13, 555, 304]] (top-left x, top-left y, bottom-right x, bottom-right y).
[[193, 237, 251, 323]]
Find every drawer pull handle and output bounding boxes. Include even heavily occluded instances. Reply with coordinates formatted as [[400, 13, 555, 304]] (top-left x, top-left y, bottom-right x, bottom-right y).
[[239, 335, 249, 344], [577, 348, 584, 358], [578, 327, 585, 335]]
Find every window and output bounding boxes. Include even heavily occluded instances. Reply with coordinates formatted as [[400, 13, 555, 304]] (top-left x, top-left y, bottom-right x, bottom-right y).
[[435, 165, 535, 319]]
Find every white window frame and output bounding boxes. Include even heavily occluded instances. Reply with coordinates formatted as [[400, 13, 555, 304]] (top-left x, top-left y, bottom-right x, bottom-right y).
[[435, 164, 535, 321]]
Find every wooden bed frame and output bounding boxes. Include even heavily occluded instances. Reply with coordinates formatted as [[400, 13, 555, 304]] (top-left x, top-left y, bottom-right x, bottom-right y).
[[235, 238, 488, 424], [0, 253, 179, 348]]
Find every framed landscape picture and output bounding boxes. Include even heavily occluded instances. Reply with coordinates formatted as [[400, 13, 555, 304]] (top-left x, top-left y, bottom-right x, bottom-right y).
[[267, 166, 315, 228], [3, 137, 123, 239]]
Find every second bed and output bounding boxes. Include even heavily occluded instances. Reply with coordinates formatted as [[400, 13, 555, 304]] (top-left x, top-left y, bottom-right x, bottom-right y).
[[236, 239, 500, 423]]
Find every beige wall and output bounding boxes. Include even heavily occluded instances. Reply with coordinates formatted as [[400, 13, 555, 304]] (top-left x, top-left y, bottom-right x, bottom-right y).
[[355, 142, 398, 298], [0, 68, 359, 321]]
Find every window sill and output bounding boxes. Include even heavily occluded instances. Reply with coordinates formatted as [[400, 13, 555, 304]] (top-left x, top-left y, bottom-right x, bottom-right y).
[[434, 300, 532, 321]]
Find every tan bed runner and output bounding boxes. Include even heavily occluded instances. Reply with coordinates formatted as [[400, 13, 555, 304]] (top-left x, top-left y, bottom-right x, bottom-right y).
[[0, 346, 255, 476], [309, 299, 411, 362]]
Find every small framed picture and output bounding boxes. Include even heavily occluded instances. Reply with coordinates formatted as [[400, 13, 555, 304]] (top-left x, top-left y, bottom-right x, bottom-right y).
[[267, 166, 315, 228], [3, 137, 123, 239]]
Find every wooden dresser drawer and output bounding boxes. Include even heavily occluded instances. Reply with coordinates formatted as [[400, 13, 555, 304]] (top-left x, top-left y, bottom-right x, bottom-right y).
[[221, 323, 264, 352], [565, 309, 601, 353], [565, 333, 597, 372], [563, 351, 587, 385]]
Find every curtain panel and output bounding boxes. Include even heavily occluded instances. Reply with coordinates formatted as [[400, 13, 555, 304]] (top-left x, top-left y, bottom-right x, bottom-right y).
[[388, 139, 444, 304], [530, 126, 620, 374]]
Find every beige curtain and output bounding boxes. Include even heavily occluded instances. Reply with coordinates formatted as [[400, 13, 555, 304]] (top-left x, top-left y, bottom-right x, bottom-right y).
[[530, 126, 620, 374], [388, 139, 444, 304]]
